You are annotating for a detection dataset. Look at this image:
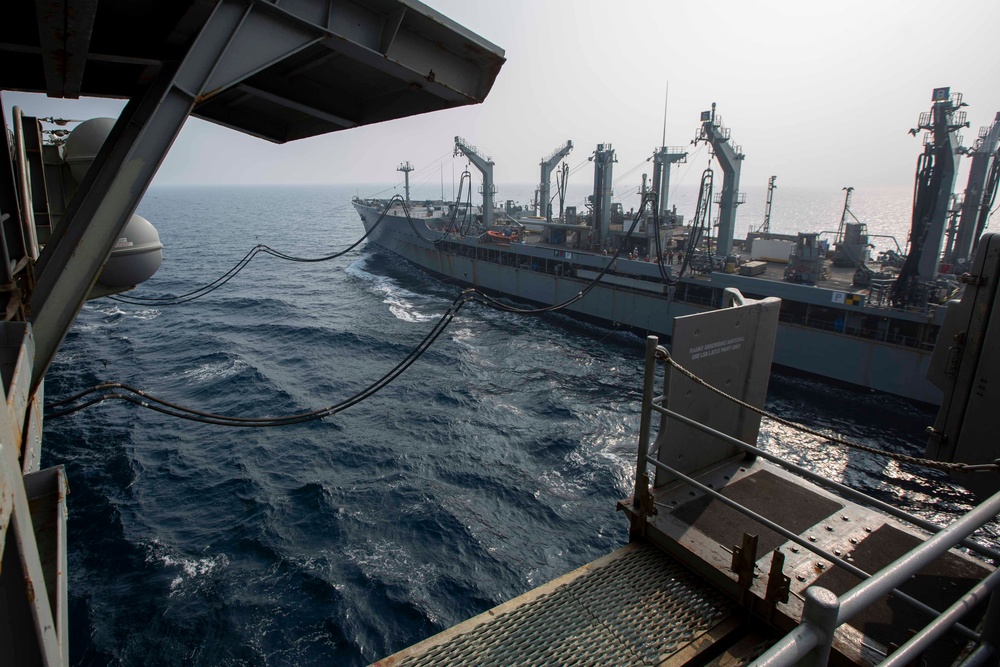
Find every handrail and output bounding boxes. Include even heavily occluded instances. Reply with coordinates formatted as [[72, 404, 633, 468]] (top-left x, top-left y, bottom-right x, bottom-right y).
[[647, 387, 1000, 562], [634, 336, 1000, 666], [752, 490, 1000, 666]]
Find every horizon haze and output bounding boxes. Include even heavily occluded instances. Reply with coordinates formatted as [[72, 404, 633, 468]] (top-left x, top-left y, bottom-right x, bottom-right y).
[[3, 0, 998, 196]]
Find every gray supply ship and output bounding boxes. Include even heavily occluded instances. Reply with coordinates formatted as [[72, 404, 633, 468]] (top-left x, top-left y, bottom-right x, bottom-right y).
[[354, 96, 1000, 406], [3, 2, 1000, 666]]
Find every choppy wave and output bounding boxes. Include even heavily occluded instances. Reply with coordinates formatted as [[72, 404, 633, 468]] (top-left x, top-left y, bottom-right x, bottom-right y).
[[144, 538, 231, 594]]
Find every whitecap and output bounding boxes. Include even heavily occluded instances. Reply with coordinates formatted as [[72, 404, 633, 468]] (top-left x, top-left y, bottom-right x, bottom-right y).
[[131, 308, 162, 321], [144, 538, 230, 595], [385, 296, 437, 323], [178, 357, 249, 384]]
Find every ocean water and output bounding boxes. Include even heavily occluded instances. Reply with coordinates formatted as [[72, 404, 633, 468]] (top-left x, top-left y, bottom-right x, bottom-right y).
[[43, 183, 983, 666]]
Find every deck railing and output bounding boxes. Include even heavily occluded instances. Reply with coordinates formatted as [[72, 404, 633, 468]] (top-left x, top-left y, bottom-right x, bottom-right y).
[[633, 335, 1000, 666]]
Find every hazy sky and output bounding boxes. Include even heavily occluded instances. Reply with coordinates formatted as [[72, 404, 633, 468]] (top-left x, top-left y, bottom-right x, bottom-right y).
[[3, 0, 999, 193]]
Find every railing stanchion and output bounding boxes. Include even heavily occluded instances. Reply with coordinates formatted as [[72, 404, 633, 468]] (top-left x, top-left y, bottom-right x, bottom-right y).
[[630, 335, 660, 540], [801, 587, 839, 667]]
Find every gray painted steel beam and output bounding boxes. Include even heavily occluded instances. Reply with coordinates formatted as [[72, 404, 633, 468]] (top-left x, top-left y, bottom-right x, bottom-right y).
[[197, 1, 326, 97], [315, 3, 494, 103], [33, 0, 99, 99], [379, 8, 407, 55], [236, 83, 358, 128]]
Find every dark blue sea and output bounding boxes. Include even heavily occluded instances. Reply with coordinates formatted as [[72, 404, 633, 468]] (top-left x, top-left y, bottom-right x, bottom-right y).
[[43, 183, 984, 666]]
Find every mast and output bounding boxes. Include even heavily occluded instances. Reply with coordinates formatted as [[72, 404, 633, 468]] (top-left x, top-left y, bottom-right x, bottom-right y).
[[910, 87, 968, 282], [650, 84, 687, 221], [454, 137, 496, 227], [951, 111, 1000, 264], [693, 103, 745, 256], [397, 161, 414, 202], [650, 146, 687, 221], [892, 88, 969, 306], [537, 140, 573, 221]]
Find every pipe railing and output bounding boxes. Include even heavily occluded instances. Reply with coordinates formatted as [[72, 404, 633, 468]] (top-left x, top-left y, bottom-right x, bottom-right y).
[[751, 490, 1000, 666], [633, 335, 1000, 666], [643, 344, 1000, 563]]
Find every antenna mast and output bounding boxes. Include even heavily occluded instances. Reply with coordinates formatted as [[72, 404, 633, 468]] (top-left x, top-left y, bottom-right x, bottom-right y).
[[650, 84, 687, 221], [662, 83, 668, 147], [397, 161, 415, 203]]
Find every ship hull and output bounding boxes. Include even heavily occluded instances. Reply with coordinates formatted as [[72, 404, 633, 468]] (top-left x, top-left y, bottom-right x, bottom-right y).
[[354, 201, 942, 405]]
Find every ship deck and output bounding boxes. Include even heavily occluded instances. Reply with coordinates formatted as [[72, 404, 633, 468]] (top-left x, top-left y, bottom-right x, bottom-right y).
[[372, 457, 994, 667], [476, 223, 870, 297], [370, 202, 877, 299], [372, 542, 765, 667]]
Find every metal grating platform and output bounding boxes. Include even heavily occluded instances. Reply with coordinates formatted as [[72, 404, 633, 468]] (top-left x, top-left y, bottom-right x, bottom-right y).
[[373, 542, 735, 667]]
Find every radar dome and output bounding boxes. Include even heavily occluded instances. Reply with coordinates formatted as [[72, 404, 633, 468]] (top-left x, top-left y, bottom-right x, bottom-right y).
[[98, 214, 164, 289], [63, 117, 115, 184]]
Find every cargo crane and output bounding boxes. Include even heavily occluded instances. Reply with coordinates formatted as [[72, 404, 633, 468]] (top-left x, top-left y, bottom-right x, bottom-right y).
[[835, 186, 854, 244], [693, 103, 744, 256], [454, 136, 496, 227], [536, 140, 572, 222], [892, 87, 968, 307], [757, 175, 777, 234], [556, 162, 569, 220], [950, 111, 1000, 266]]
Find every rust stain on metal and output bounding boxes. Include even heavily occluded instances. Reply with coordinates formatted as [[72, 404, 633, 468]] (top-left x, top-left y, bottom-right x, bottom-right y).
[[195, 88, 226, 105], [25, 576, 35, 603]]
